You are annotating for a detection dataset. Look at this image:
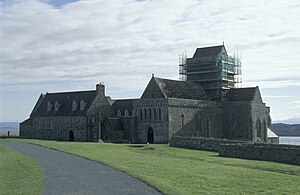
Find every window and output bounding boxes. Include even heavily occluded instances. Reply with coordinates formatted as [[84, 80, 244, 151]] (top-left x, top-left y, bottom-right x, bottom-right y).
[[158, 108, 162, 120], [80, 100, 86, 110], [139, 109, 143, 120], [153, 108, 157, 120], [72, 100, 77, 111], [47, 102, 52, 111], [181, 114, 184, 128], [125, 110, 129, 116], [144, 108, 147, 120], [54, 101, 60, 111], [148, 108, 152, 120], [117, 110, 121, 116], [256, 118, 262, 141], [233, 122, 237, 130]]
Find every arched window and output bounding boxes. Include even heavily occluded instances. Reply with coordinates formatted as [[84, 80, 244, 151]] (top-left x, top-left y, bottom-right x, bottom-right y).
[[139, 109, 143, 120], [144, 108, 147, 120], [153, 108, 157, 120], [148, 108, 152, 120], [125, 110, 129, 116], [256, 118, 262, 141], [158, 108, 162, 120], [72, 100, 77, 111], [181, 114, 184, 128]]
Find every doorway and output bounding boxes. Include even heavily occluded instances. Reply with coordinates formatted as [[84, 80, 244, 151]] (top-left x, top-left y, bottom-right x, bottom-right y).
[[69, 130, 74, 141], [147, 127, 154, 144]]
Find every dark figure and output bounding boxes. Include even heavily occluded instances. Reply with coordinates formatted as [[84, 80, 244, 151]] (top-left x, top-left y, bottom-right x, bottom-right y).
[[7, 131, 10, 136]]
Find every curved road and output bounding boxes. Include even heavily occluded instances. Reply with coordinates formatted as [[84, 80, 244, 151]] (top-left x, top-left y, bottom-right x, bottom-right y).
[[2, 142, 162, 195]]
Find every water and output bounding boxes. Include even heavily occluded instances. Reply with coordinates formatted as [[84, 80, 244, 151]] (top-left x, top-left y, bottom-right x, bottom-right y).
[[279, 136, 300, 145]]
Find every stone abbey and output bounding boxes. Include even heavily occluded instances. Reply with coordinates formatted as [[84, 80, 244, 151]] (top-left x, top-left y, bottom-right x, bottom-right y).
[[20, 45, 278, 144]]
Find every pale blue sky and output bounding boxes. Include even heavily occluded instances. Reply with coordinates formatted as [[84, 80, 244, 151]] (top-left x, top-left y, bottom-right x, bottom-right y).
[[0, 0, 300, 123]]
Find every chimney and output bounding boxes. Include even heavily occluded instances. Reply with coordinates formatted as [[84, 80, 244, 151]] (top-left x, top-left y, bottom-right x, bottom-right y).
[[96, 82, 105, 96]]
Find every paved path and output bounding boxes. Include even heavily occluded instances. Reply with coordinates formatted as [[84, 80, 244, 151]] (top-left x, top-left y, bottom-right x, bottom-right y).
[[2, 142, 162, 195]]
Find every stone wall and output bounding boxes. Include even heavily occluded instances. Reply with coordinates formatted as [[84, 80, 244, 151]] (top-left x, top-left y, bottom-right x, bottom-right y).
[[134, 98, 169, 143], [168, 98, 222, 139], [223, 102, 252, 141], [170, 136, 249, 151], [170, 136, 300, 165], [219, 143, 300, 165], [19, 119, 33, 137], [31, 116, 88, 141]]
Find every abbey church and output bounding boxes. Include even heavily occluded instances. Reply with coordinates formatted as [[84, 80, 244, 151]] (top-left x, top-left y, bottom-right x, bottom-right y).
[[20, 45, 277, 144]]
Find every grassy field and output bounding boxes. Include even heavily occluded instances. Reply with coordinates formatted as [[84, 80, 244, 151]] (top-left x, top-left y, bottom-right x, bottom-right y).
[[4, 139, 300, 195], [0, 143, 44, 195]]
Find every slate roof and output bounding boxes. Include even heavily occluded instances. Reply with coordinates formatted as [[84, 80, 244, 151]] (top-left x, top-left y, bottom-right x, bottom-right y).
[[111, 99, 134, 115], [20, 118, 32, 125], [154, 77, 207, 100], [32, 90, 97, 117], [227, 87, 258, 101], [192, 45, 226, 58]]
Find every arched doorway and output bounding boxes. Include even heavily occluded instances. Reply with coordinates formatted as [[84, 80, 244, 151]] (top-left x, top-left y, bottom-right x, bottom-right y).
[[147, 127, 154, 144], [69, 130, 74, 141]]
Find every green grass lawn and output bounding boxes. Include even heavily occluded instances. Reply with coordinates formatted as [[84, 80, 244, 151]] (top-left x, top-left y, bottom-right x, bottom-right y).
[[0, 143, 44, 195], [6, 139, 300, 195]]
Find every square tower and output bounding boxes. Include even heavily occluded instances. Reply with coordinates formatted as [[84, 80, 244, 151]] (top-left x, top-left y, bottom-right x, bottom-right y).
[[179, 45, 241, 100]]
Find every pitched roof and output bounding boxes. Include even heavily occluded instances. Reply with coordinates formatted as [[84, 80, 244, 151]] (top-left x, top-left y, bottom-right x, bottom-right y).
[[227, 87, 258, 101], [111, 99, 134, 115], [32, 90, 97, 117], [154, 77, 207, 100], [192, 45, 226, 58], [20, 118, 32, 125]]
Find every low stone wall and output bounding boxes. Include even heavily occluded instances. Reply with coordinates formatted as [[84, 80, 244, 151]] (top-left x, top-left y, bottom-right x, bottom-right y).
[[219, 143, 300, 165], [170, 136, 300, 165], [169, 136, 249, 151]]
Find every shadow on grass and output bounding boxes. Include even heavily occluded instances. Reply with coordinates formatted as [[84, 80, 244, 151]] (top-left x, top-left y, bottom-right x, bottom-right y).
[[127, 145, 147, 148]]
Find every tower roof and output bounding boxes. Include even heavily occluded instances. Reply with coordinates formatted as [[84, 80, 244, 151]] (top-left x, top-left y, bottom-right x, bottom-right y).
[[192, 45, 227, 58]]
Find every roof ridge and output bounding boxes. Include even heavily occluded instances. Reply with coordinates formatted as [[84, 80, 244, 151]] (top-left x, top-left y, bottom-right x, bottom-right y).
[[195, 45, 224, 49], [47, 90, 96, 95], [154, 77, 182, 82], [230, 87, 258, 90]]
